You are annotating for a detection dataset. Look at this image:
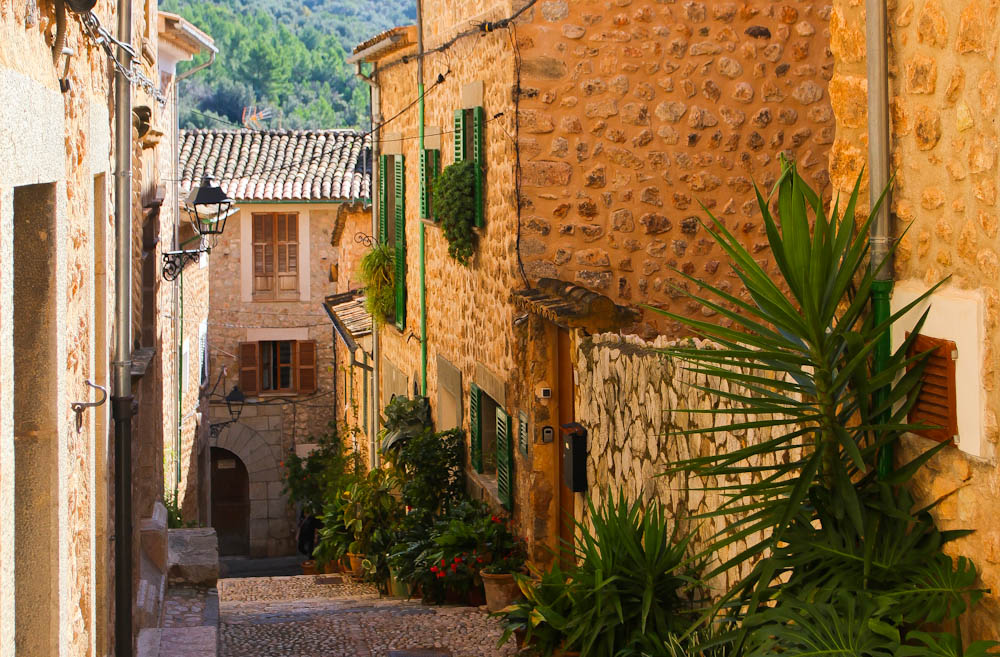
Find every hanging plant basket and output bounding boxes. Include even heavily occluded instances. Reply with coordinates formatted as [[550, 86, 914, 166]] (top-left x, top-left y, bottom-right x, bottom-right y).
[[434, 159, 478, 265], [359, 243, 395, 326]]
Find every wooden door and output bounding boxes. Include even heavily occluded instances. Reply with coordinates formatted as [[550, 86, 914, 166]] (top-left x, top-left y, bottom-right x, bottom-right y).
[[211, 447, 250, 556], [556, 328, 576, 564]]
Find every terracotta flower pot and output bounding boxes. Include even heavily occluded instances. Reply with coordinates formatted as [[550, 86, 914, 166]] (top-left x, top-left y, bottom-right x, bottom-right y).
[[323, 560, 339, 574], [347, 552, 365, 578], [301, 560, 318, 575], [481, 571, 523, 612]]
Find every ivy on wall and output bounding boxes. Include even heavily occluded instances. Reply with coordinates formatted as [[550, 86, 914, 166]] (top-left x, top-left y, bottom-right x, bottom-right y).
[[434, 159, 478, 265]]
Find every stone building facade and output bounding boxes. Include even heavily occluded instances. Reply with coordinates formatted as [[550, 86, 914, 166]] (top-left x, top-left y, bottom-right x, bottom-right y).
[[0, 1, 213, 655], [357, 0, 838, 567], [828, 0, 1000, 638], [177, 128, 371, 557]]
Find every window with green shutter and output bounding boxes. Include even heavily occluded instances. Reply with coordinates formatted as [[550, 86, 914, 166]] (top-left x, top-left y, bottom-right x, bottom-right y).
[[393, 155, 406, 330], [496, 407, 513, 510], [378, 154, 389, 243], [470, 382, 483, 472], [453, 106, 486, 228], [420, 148, 441, 220]]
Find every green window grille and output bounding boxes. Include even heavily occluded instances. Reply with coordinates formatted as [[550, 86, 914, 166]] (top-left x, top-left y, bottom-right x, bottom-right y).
[[420, 148, 441, 220], [470, 382, 483, 473], [393, 155, 406, 330], [378, 154, 389, 243], [496, 407, 513, 510]]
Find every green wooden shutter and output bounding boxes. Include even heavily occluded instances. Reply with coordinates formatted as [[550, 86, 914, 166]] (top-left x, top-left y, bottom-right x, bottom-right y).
[[420, 149, 429, 220], [378, 155, 388, 243], [453, 109, 465, 162], [470, 383, 483, 473], [472, 106, 486, 228], [496, 407, 513, 510], [393, 155, 406, 330]]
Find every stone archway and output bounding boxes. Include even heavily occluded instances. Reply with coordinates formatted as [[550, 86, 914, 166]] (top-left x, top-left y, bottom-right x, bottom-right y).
[[212, 422, 286, 556]]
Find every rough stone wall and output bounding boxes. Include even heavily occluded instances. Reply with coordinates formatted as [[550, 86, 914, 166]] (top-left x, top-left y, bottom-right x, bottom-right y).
[[829, 0, 1000, 639], [207, 202, 343, 556], [373, 0, 530, 510], [574, 333, 786, 597], [0, 0, 169, 654], [516, 0, 835, 337]]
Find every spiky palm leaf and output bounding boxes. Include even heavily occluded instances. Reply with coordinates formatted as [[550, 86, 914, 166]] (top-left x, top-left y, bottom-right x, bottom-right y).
[[650, 158, 947, 622]]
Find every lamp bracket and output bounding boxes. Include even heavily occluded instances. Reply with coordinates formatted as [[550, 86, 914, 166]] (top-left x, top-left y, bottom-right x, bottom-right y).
[[162, 247, 209, 281]]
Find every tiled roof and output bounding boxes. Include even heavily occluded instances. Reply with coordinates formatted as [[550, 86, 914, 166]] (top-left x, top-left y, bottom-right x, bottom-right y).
[[350, 25, 417, 62], [178, 129, 371, 202], [323, 292, 373, 355]]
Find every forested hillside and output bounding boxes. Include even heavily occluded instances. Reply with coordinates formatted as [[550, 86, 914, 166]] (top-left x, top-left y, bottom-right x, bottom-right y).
[[163, 0, 415, 130]]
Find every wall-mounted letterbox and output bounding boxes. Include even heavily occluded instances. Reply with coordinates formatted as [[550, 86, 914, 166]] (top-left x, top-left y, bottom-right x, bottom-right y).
[[561, 422, 587, 493]]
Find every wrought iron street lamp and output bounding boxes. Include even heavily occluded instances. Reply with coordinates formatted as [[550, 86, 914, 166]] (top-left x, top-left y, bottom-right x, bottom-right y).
[[210, 385, 247, 438], [162, 176, 235, 281]]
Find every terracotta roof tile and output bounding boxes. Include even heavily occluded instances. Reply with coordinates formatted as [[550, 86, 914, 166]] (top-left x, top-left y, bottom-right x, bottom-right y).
[[178, 129, 371, 202]]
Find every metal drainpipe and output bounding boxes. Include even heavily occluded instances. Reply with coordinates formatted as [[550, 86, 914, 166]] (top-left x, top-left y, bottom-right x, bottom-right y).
[[866, 0, 894, 478], [356, 62, 381, 468], [112, 0, 134, 652], [417, 0, 427, 396]]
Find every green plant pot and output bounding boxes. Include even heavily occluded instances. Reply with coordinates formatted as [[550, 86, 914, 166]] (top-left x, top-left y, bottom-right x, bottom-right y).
[[481, 571, 523, 612], [387, 570, 411, 598]]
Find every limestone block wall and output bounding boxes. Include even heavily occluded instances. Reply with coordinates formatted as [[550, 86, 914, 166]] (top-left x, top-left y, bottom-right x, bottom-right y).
[[829, 0, 1000, 638], [574, 333, 785, 596], [515, 0, 835, 337]]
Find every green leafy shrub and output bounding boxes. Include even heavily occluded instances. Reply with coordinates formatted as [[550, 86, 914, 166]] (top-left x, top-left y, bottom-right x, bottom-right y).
[[379, 395, 432, 451], [657, 157, 998, 654], [434, 159, 478, 265], [359, 243, 395, 325], [281, 424, 354, 518], [342, 467, 403, 586], [496, 489, 700, 657], [313, 493, 353, 570]]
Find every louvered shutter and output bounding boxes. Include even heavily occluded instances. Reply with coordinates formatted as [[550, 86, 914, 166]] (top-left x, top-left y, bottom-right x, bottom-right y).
[[518, 410, 529, 455], [394, 155, 406, 330], [496, 407, 513, 510], [470, 382, 483, 472], [378, 155, 389, 244], [472, 106, 486, 228], [297, 340, 317, 394], [907, 334, 958, 444], [238, 342, 259, 397], [420, 149, 442, 220], [453, 109, 465, 162]]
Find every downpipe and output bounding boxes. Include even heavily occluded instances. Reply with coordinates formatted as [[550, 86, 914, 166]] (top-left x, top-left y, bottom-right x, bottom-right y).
[[417, 0, 427, 396], [112, 0, 134, 654], [866, 0, 895, 478], [355, 62, 381, 468]]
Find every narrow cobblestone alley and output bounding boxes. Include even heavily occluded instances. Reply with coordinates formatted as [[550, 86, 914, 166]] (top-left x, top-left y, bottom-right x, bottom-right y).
[[214, 576, 516, 657]]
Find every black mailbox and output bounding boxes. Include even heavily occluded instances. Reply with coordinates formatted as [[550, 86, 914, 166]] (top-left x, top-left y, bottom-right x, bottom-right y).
[[561, 422, 587, 492]]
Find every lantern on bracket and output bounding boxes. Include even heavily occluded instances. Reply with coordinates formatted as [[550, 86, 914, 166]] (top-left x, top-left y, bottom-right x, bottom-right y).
[[162, 176, 235, 281]]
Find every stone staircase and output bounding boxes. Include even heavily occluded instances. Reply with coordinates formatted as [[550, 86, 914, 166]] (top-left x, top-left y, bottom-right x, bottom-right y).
[[138, 528, 220, 657]]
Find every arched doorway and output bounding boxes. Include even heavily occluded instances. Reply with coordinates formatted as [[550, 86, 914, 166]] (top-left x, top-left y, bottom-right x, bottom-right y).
[[211, 447, 250, 556]]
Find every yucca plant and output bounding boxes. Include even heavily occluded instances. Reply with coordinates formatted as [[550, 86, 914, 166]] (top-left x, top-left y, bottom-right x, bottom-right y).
[[652, 157, 995, 649]]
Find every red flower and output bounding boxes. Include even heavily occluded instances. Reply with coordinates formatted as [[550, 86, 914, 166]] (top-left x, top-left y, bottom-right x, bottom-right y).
[[450, 563, 457, 572], [430, 566, 438, 573], [440, 558, 446, 567], [491, 516, 500, 523], [476, 557, 484, 563], [436, 571, 446, 579]]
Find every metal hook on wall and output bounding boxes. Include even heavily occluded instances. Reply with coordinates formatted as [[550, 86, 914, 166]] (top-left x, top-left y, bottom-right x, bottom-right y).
[[71, 379, 108, 433]]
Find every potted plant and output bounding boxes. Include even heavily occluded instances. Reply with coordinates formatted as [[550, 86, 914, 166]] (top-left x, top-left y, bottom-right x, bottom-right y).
[[480, 515, 528, 612], [434, 159, 478, 265], [342, 468, 402, 582], [359, 243, 395, 326], [312, 494, 352, 575]]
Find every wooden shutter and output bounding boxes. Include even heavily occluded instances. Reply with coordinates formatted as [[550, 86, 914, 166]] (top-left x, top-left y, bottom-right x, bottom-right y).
[[252, 213, 275, 295], [907, 334, 958, 444], [470, 382, 483, 473], [297, 340, 317, 394], [420, 149, 441, 220], [238, 342, 260, 397], [378, 154, 389, 244], [472, 106, 486, 228], [276, 213, 299, 297], [394, 155, 406, 331], [496, 407, 513, 510], [518, 410, 529, 456], [453, 109, 465, 162]]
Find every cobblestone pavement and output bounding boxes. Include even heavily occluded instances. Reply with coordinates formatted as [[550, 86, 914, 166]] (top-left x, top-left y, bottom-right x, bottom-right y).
[[218, 575, 518, 657]]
